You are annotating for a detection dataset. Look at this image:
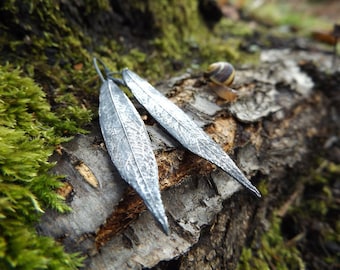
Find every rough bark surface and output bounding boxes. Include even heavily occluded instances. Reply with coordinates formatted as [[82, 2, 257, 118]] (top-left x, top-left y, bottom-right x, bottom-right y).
[[37, 49, 339, 270]]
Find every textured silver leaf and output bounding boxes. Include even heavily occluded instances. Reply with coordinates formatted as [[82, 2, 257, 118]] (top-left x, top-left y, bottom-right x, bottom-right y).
[[122, 69, 261, 197], [98, 79, 169, 233]]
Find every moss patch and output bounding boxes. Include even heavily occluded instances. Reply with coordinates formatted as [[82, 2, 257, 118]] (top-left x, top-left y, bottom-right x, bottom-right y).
[[0, 65, 84, 269], [284, 160, 339, 269], [237, 160, 339, 270], [237, 215, 304, 270]]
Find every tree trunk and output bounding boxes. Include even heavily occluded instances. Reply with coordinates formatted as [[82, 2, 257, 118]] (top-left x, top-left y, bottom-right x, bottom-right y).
[[38, 49, 339, 269]]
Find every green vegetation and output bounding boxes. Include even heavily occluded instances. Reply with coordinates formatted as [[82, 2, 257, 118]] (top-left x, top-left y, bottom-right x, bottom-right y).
[[93, 0, 244, 80], [0, 65, 84, 269], [237, 160, 339, 270], [237, 215, 305, 270], [236, 0, 333, 33]]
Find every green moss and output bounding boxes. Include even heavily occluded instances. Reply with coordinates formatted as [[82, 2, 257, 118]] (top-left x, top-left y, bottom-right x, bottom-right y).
[[292, 161, 339, 268], [146, 1, 201, 59], [257, 179, 269, 197], [147, 0, 241, 71], [83, 0, 110, 15], [103, 0, 246, 79], [0, 0, 261, 90], [237, 215, 304, 270], [0, 65, 84, 269], [237, 160, 339, 270], [215, 18, 254, 37]]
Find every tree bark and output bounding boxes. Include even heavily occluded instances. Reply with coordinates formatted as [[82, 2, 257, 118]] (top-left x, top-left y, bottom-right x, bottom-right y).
[[37, 49, 339, 269]]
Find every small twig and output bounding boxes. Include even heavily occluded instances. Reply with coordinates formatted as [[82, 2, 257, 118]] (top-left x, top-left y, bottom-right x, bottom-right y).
[[276, 182, 304, 217], [332, 24, 340, 69]]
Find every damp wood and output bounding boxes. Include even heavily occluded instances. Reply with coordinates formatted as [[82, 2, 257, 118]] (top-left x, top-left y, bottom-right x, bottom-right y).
[[37, 50, 339, 270]]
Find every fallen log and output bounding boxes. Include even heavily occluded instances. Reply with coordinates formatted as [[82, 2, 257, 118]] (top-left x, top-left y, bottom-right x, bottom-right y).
[[37, 49, 339, 269]]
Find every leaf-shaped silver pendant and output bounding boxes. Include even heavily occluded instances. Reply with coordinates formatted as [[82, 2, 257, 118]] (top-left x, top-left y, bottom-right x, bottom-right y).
[[122, 69, 261, 198], [96, 63, 169, 234]]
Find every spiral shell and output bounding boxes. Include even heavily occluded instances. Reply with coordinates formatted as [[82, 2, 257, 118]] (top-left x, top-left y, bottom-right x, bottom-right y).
[[204, 62, 235, 87], [204, 62, 237, 101]]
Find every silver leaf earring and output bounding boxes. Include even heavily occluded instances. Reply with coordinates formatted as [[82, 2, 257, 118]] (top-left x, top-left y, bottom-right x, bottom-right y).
[[94, 58, 261, 235], [94, 58, 169, 234], [116, 68, 261, 198]]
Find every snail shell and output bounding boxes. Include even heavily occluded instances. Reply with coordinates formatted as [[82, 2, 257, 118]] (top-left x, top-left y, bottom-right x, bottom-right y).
[[204, 62, 238, 101], [204, 62, 235, 87]]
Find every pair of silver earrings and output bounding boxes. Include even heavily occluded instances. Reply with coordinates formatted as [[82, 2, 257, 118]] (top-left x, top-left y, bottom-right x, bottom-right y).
[[93, 58, 261, 234]]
